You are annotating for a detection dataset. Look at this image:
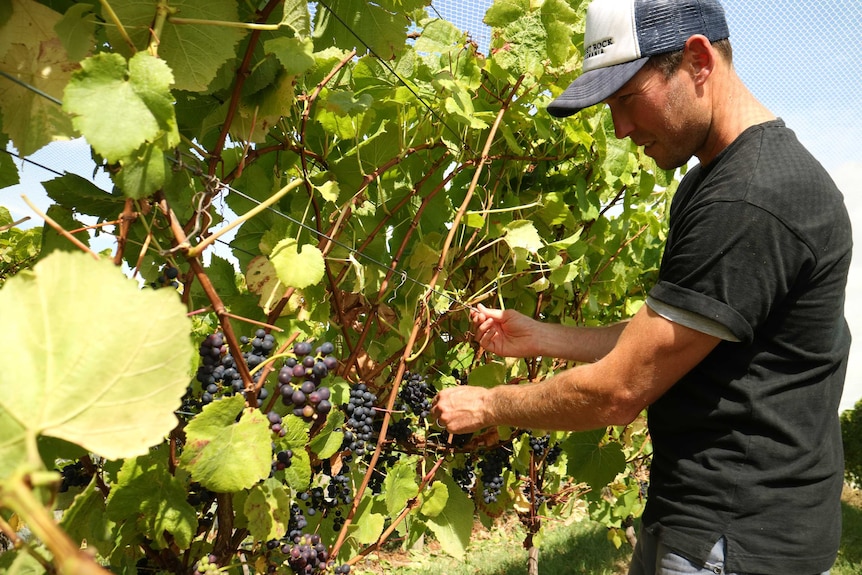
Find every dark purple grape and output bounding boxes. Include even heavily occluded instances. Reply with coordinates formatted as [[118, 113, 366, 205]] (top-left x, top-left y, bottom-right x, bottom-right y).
[[278, 366, 293, 385], [293, 342, 312, 356], [291, 390, 306, 405], [319, 341, 335, 355]]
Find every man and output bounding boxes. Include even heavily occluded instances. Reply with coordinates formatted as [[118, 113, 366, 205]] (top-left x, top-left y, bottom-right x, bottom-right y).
[[430, 0, 852, 573]]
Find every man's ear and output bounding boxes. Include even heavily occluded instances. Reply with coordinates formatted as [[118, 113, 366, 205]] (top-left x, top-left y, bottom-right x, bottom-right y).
[[683, 35, 715, 86]]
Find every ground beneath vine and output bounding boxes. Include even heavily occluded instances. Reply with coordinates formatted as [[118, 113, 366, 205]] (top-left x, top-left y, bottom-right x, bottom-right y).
[[353, 485, 862, 575]]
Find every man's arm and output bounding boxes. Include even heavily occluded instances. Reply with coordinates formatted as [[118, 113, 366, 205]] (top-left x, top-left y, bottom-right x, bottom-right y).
[[471, 303, 629, 362], [433, 304, 720, 433]]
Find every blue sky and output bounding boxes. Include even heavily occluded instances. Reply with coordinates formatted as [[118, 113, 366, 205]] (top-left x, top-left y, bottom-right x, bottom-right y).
[[4, 0, 862, 409]]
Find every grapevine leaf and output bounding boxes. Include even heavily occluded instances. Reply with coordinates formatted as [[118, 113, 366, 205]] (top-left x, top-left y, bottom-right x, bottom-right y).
[[280, 0, 311, 38], [383, 456, 420, 515], [0, 140, 19, 187], [42, 173, 124, 220], [562, 429, 627, 492], [419, 480, 448, 518], [350, 496, 385, 545], [39, 205, 89, 257], [425, 473, 473, 559], [178, 395, 272, 492], [0, 549, 43, 573], [0, 251, 194, 481], [63, 51, 179, 164], [309, 409, 345, 460], [105, 0, 246, 93], [246, 255, 288, 314], [415, 19, 464, 54], [483, 0, 529, 27], [503, 220, 543, 253], [312, 0, 407, 60], [283, 445, 312, 492], [113, 140, 169, 199], [244, 478, 292, 542], [60, 481, 116, 557], [265, 37, 315, 76], [0, 0, 76, 155], [467, 362, 507, 389], [54, 3, 95, 62], [270, 238, 326, 290], [105, 448, 197, 549]]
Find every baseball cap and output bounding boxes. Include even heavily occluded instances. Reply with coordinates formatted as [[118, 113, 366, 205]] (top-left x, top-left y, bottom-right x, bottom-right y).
[[547, 0, 730, 117]]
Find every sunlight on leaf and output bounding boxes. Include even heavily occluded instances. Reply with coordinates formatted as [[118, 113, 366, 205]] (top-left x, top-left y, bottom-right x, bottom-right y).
[[0, 251, 194, 480]]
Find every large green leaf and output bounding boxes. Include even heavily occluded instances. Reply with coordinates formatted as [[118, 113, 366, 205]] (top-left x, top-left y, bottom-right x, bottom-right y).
[[63, 51, 178, 164], [178, 394, 272, 492], [424, 473, 474, 559], [0, 251, 194, 480], [383, 456, 420, 515], [562, 429, 627, 492]]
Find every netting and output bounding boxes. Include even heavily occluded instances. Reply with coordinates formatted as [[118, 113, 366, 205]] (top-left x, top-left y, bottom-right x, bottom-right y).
[[429, 0, 862, 171]]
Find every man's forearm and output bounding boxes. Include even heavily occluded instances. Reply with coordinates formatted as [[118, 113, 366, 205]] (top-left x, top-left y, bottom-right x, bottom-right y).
[[532, 320, 630, 363]]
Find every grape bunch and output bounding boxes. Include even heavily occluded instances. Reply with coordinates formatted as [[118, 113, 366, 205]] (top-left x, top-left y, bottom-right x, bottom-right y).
[[195, 330, 275, 407], [193, 554, 219, 575], [342, 383, 377, 455], [283, 533, 330, 575], [267, 411, 286, 437], [57, 460, 91, 492], [149, 264, 180, 290], [452, 458, 476, 493], [398, 371, 436, 420], [277, 341, 337, 422], [325, 463, 353, 506], [287, 503, 309, 543], [528, 433, 561, 465], [274, 448, 293, 472], [477, 446, 510, 504]]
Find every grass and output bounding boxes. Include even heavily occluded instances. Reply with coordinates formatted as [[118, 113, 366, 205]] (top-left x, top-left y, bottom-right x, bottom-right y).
[[352, 516, 631, 575], [354, 486, 862, 575]]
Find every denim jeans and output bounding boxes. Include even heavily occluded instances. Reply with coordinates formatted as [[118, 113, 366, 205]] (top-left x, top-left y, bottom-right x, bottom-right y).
[[628, 528, 830, 575]]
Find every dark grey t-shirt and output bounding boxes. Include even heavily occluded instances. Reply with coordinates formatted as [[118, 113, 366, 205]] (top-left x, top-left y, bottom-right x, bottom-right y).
[[644, 120, 852, 574]]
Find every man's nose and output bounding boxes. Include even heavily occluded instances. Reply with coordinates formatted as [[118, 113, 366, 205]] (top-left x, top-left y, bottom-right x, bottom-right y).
[[610, 106, 635, 140]]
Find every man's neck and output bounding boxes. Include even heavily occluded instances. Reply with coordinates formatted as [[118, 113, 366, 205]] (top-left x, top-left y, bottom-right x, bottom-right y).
[[697, 70, 776, 166]]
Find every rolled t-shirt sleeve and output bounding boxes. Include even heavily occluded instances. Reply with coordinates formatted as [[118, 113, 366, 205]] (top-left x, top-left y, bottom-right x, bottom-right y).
[[648, 198, 810, 345]]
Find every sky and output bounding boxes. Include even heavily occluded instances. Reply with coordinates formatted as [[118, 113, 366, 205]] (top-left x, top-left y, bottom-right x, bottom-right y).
[[3, 0, 862, 410]]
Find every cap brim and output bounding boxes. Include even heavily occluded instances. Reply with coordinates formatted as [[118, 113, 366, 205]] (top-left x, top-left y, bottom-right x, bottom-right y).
[[547, 57, 650, 118]]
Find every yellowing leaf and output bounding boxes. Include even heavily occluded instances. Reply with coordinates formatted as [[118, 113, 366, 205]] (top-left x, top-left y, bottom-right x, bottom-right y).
[[0, 251, 194, 480], [179, 395, 272, 492], [270, 238, 325, 290], [0, 0, 76, 155], [419, 480, 449, 518], [503, 220, 543, 253]]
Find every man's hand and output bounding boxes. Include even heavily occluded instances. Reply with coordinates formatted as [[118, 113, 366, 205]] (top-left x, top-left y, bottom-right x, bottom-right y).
[[431, 385, 494, 435], [471, 303, 540, 358]]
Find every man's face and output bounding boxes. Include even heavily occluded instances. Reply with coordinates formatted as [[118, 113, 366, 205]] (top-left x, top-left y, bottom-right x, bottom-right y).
[[604, 62, 709, 170]]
